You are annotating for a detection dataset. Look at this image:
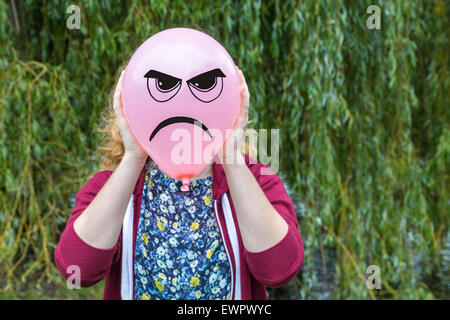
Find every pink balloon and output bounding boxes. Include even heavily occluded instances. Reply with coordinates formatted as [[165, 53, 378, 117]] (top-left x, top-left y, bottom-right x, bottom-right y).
[[122, 28, 241, 191]]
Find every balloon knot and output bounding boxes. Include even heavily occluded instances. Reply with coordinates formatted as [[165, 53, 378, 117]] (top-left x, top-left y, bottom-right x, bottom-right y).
[[180, 177, 190, 192]]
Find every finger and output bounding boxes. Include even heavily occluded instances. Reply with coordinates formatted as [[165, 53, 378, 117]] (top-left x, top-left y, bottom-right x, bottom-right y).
[[238, 98, 249, 122], [118, 70, 125, 88], [114, 71, 124, 94], [237, 69, 245, 87], [242, 99, 249, 117], [238, 71, 250, 100], [113, 71, 125, 111], [238, 69, 248, 89]]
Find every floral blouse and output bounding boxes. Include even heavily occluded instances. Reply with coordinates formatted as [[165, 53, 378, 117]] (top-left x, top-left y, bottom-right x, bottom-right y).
[[134, 161, 232, 300]]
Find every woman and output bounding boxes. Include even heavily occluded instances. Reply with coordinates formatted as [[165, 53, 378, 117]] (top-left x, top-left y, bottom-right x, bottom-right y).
[[55, 65, 304, 300]]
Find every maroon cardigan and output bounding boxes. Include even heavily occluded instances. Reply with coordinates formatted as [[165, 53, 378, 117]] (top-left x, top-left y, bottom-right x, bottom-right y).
[[55, 155, 304, 299]]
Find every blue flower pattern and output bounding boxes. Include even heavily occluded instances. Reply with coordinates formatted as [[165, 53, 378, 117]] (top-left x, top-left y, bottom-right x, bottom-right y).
[[134, 162, 232, 300]]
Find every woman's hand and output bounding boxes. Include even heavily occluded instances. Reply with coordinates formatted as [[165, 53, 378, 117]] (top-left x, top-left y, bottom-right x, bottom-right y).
[[216, 67, 250, 165], [114, 70, 148, 162], [73, 71, 148, 249], [219, 68, 289, 252]]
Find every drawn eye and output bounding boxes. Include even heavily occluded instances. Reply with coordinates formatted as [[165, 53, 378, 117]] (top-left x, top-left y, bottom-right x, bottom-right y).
[[144, 70, 182, 102], [187, 68, 226, 103]]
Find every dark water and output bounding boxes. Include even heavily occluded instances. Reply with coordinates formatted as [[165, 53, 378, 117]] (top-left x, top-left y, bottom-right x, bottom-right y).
[[268, 246, 337, 300], [268, 175, 449, 300], [422, 232, 449, 299], [268, 232, 449, 300]]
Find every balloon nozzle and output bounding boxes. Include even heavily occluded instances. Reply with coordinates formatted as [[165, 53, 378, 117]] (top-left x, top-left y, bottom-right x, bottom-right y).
[[180, 177, 190, 192]]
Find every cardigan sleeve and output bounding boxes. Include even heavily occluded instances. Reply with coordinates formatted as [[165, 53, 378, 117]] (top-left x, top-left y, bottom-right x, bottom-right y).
[[242, 163, 304, 288], [54, 171, 120, 287]]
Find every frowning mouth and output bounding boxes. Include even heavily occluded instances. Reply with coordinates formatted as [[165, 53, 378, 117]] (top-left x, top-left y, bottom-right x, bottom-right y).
[[149, 116, 212, 142]]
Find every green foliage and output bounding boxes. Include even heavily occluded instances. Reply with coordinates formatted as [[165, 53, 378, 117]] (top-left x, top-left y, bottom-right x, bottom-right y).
[[0, 0, 448, 299]]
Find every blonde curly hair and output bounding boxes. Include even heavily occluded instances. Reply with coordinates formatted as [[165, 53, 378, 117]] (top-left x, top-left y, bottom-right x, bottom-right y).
[[97, 66, 256, 171]]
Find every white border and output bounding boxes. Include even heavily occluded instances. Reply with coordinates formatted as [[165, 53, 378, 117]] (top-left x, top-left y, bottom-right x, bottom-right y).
[[120, 195, 134, 300], [221, 194, 242, 300]]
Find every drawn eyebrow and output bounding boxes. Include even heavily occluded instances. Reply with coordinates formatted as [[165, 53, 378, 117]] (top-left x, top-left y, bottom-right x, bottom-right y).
[[187, 68, 226, 82], [144, 69, 181, 81]]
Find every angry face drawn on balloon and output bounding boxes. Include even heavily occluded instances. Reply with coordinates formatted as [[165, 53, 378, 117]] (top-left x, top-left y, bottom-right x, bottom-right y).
[[122, 28, 241, 191]]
